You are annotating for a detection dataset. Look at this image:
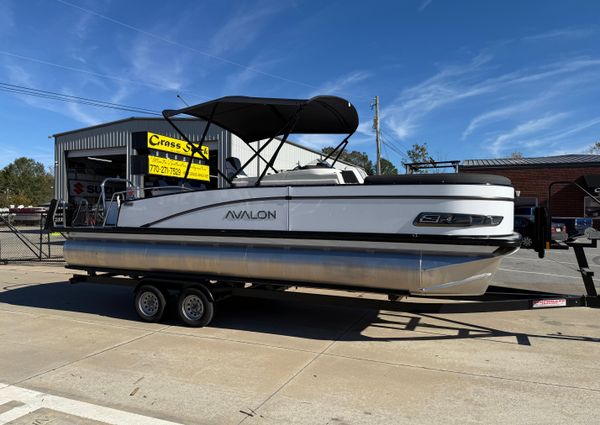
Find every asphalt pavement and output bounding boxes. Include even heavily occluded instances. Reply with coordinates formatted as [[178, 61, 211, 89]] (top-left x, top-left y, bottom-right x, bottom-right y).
[[0, 247, 599, 424]]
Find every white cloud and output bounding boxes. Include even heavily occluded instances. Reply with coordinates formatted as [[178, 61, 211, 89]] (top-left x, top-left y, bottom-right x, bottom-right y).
[[73, 11, 93, 39], [523, 27, 595, 42], [128, 36, 186, 92], [1, 62, 122, 126], [224, 55, 284, 94], [207, 2, 285, 56], [0, 1, 15, 35], [462, 69, 600, 139], [418, 0, 433, 12], [382, 54, 600, 141], [487, 112, 570, 155], [382, 54, 493, 139], [517, 117, 600, 155], [309, 70, 371, 98], [462, 96, 552, 139], [65, 102, 101, 126]]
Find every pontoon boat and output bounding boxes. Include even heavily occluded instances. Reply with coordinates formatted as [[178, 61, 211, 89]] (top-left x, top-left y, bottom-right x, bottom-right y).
[[49, 96, 520, 297]]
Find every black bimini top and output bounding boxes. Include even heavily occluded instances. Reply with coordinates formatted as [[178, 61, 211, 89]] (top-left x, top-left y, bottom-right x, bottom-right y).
[[163, 95, 359, 143]]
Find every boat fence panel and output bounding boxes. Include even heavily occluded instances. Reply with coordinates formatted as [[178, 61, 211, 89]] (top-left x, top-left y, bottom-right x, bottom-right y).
[[0, 211, 65, 262]]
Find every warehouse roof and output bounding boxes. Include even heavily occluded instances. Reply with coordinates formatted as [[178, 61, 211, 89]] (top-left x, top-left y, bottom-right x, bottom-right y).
[[52, 117, 195, 137], [461, 154, 600, 168]]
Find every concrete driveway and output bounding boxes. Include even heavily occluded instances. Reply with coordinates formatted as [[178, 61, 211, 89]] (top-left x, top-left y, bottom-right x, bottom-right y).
[[0, 248, 599, 424]]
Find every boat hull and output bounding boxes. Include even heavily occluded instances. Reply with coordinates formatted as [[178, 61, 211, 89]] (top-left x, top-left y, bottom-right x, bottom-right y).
[[64, 232, 518, 296], [60, 180, 519, 296]]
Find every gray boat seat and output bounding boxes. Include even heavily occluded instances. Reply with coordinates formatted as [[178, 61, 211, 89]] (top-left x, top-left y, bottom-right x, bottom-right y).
[[225, 157, 246, 178]]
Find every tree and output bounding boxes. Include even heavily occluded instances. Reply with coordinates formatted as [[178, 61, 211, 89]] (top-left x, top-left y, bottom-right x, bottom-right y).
[[405, 143, 430, 173], [380, 157, 398, 175], [322, 147, 374, 174], [510, 151, 524, 159], [589, 141, 600, 154], [0, 157, 54, 207], [406, 143, 430, 163]]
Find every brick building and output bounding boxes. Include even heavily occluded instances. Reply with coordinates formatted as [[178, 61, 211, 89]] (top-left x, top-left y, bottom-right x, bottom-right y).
[[460, 155, 600, 218]]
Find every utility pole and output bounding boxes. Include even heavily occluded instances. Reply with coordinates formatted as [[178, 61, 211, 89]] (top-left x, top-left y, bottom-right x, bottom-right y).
[[371, 96, 381, 175]]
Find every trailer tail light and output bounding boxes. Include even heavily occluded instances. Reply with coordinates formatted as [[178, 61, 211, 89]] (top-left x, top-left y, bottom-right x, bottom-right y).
[[414, 213, 503, 227]]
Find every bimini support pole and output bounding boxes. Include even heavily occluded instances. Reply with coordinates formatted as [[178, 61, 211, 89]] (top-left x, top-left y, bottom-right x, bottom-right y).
[[229, 112, 304, 183], [323, 136, 351, 167], [254, 107, 304, 187], [162, 109, 233, 186]]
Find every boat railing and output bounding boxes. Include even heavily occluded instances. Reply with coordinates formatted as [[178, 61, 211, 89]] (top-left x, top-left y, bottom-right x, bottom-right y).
[[93, 178, 139, 227], [48, 182, 193, 228], [102, 185, 193, 227]]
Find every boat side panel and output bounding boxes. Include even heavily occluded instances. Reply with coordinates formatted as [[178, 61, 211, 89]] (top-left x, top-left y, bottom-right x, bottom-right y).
[[117, 184, 514, 237], [117, 187, 289, 230], [288, 197, 513, 236]]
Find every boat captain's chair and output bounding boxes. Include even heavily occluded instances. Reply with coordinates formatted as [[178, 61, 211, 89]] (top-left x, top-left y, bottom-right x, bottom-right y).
[[225, 157, 246, 179]]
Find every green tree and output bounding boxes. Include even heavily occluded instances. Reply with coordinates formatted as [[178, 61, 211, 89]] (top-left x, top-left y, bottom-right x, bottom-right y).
[[322, 147, 374, 175], [0, 157, 54, 207], [405, 143, 431, 173], [380, 157, 398, 175]]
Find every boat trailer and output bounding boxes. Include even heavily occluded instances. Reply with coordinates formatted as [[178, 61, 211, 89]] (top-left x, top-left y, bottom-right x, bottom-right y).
[[67, 181, 600, 327], [69, 227, 599, 327]]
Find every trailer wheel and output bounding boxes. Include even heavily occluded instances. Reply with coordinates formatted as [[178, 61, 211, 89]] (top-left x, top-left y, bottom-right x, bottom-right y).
[[134, 285, 167, 323], [177, 288, 214, 327]]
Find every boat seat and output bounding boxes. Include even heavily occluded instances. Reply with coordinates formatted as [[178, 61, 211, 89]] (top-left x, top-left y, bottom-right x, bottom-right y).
[[364, 173, 512, 186], [225, 156, 246, 178]]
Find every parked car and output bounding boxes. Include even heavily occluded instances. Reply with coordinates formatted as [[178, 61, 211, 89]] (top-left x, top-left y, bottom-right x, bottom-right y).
[[514, 206, 535, 219], [514, 216, 535, 248], [550, 222, 568, 242], [551, 217, 593, 238], [514, 216, 568, 248]]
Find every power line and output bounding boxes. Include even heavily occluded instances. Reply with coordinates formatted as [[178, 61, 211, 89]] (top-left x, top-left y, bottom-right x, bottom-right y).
[[381, 138, 407, 162], [380, 129, 412, 153], [0, 50, 207, 98], [54, 0, 318, 90], [0, 82, 161, 115]]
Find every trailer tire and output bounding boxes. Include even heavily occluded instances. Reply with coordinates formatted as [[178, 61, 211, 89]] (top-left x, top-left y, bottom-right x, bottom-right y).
[[134, 285, 167, 323], [177, 288, 214, 327]]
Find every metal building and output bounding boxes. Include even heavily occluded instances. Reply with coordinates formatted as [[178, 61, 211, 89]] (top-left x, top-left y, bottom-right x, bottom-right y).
[[53, 117, 363, 202]]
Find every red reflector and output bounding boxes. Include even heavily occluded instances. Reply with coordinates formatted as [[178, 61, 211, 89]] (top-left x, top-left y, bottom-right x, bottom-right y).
[[532, 299, 567, 308]]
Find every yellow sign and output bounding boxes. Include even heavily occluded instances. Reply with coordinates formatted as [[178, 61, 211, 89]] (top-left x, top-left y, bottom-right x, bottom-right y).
[[147, 156, 210, 181], [146, 132, 209, 158]]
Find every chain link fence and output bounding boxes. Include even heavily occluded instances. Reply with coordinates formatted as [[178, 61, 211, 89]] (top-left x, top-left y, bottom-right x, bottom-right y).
[[0, 210, 64, 262]]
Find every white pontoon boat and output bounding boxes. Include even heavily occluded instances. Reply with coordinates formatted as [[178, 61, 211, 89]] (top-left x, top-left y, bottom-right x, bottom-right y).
[[49, 96, 520, 297]]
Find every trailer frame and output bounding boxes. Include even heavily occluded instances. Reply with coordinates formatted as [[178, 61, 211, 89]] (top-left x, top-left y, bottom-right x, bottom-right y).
[[68, 235, 599, 327]]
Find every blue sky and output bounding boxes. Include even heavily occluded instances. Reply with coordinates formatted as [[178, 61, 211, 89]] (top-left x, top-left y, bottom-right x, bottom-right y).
[[1, 0, 600, 170]]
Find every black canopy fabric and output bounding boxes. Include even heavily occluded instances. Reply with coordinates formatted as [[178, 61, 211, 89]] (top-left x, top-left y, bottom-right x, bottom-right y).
[[163, 95, 359, 143]]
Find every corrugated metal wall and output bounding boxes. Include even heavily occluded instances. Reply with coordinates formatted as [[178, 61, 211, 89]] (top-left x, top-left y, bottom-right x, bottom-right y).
[[54, 118, 230, 199]]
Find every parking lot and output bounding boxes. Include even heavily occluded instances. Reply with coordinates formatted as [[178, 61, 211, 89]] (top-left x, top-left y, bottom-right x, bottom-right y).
[[0, 247, 599, 424]]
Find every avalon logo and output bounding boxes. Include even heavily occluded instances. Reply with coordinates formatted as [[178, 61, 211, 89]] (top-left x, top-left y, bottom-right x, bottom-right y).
[[225, 210, 277, 220]]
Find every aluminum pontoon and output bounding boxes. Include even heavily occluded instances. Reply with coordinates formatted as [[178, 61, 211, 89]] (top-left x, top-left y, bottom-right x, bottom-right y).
[[48, 95, 521, 325]]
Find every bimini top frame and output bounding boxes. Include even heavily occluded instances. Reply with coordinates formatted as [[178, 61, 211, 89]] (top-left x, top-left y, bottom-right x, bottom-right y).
[[161, 95, 359, 186]]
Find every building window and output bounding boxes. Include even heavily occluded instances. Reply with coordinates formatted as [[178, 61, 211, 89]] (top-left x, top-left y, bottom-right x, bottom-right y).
[[584, 196, 600, 217]]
